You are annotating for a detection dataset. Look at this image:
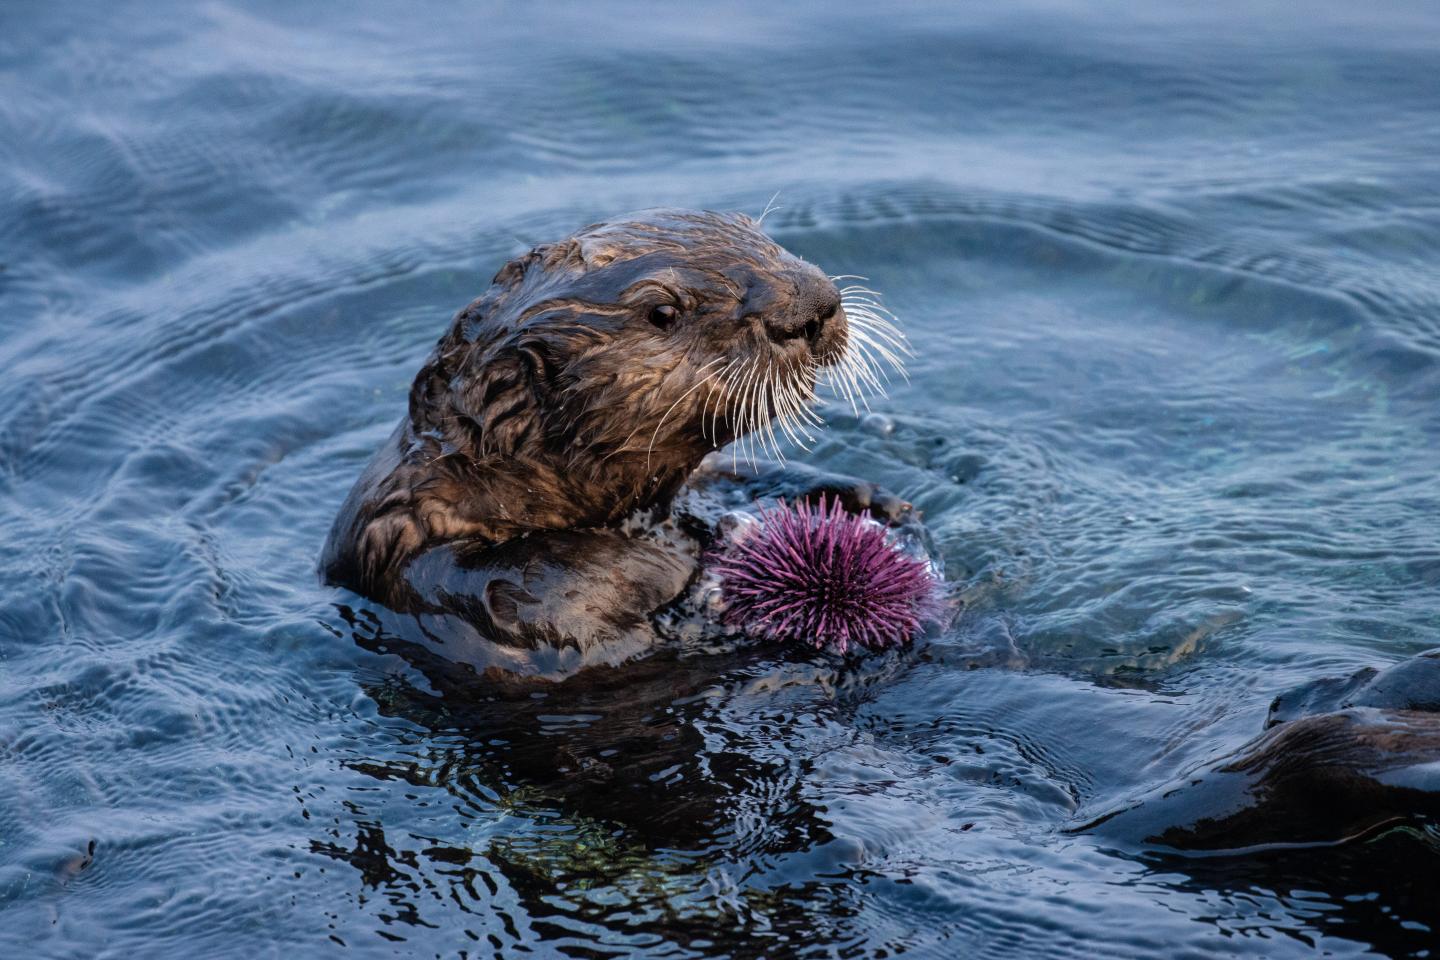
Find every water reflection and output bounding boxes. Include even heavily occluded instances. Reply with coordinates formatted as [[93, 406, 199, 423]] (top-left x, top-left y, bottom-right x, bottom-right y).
[[325, 604, 885, 952], [1127, 824, 1440, 957]]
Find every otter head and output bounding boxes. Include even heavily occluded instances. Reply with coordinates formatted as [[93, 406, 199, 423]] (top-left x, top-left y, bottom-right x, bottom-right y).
[[407, 208, 905, 538]]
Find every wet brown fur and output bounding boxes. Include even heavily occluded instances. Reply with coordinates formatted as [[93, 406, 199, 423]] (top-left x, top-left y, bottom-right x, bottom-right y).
[[322, 209, 847, 606], [1081, 649, 1440, 850]]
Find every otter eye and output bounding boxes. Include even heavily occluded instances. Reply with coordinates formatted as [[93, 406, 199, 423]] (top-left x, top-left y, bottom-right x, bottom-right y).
[[648, 303, 679, 329]]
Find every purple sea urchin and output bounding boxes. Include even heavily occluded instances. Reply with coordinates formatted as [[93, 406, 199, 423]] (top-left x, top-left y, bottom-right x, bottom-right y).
[[710, 495, 941, 653]]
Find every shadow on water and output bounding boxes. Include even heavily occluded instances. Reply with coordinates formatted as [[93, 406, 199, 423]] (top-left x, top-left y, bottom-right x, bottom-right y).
[[1115, 824, 1440, 957], [319, 604, 908, 955]]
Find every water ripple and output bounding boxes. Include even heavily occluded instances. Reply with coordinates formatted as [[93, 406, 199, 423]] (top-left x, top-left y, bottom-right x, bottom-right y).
[[3, 1, 1440, 956]]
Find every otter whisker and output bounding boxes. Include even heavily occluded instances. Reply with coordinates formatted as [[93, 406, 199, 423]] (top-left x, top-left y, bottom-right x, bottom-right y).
[[842, 305, 911, 356], [752, 357, 781, 464], [846, 320, 911, 383], [845, 317, 908, 378], [764, 380, 791, 461], [756, 190, 783, 226], [805, 285, 911, 417], [841, 292, 910, 340], [824, 342, 864, 413], [838, 284, 895, 310], [731, 354, 763, 468], [702, 356, 739, 443], [710, 358, 738, 444], [717, 356, 743, 444], [829, 359, 874, 414], [773, 360, 821, 448], [795, 359, 825, 427], [840, 287, 907, 323], [768, 372, 806, 455], [830, 328, 889, 398], [842, 296, 912, 363], [757, 374, 779, 462], [642, 357, 727, 472], [768, 360, 801, 455], [748, 356, 775, 464], [707, 283, 910, 468], [839, 293, 891, 309], [802, 378, 824, 430], [844, 302, 907, 337], [840, 346, 891, 403], [765, 354, 822, 460]]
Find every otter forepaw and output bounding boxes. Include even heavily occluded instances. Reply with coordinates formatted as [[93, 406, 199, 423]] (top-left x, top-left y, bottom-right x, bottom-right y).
[[807, 477, 912, 524], [740, 462, 914, 525]]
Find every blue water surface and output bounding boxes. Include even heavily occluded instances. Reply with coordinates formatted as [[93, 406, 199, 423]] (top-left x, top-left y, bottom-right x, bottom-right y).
[[2, 2, 1439, 957]]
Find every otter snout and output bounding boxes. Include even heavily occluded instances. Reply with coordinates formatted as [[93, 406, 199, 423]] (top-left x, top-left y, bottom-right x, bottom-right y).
[[762, 277, 845, 359]]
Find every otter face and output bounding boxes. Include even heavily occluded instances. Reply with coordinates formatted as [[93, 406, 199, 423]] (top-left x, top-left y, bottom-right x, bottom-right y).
[[424, 209, 906, 479]]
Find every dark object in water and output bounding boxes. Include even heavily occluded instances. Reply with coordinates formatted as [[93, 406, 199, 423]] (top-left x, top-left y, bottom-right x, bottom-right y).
[[1080, 648, 1440, 851], [1266, 648, 1440, 726], [710, 495, 941, 652]]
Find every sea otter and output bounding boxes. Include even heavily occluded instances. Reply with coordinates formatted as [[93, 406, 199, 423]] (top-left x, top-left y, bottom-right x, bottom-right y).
[[322, 209, 910, 668], [1080, 648, 1440, 850]]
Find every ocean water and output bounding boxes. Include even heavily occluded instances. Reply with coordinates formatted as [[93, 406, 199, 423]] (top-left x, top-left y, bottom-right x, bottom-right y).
[[2, 1, 1439, 956]]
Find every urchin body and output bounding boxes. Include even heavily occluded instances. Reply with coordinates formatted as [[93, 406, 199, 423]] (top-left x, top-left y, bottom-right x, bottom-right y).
[[711, 496, 941, 653], [322, 209, 909, 667]]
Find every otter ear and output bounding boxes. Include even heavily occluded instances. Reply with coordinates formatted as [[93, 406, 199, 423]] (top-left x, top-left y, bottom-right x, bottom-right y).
[[491, 240, 586, 288], [575, 235, 620, 269], [491, 254, 531, 290]]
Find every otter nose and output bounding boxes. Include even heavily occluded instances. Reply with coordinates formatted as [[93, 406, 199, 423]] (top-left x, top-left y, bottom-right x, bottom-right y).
[[765, 282, 842, 347]]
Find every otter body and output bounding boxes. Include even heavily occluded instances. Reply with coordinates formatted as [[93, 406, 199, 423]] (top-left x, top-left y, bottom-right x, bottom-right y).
[[322, 210, 906, 662], [1081, 649, 1440, 851]]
